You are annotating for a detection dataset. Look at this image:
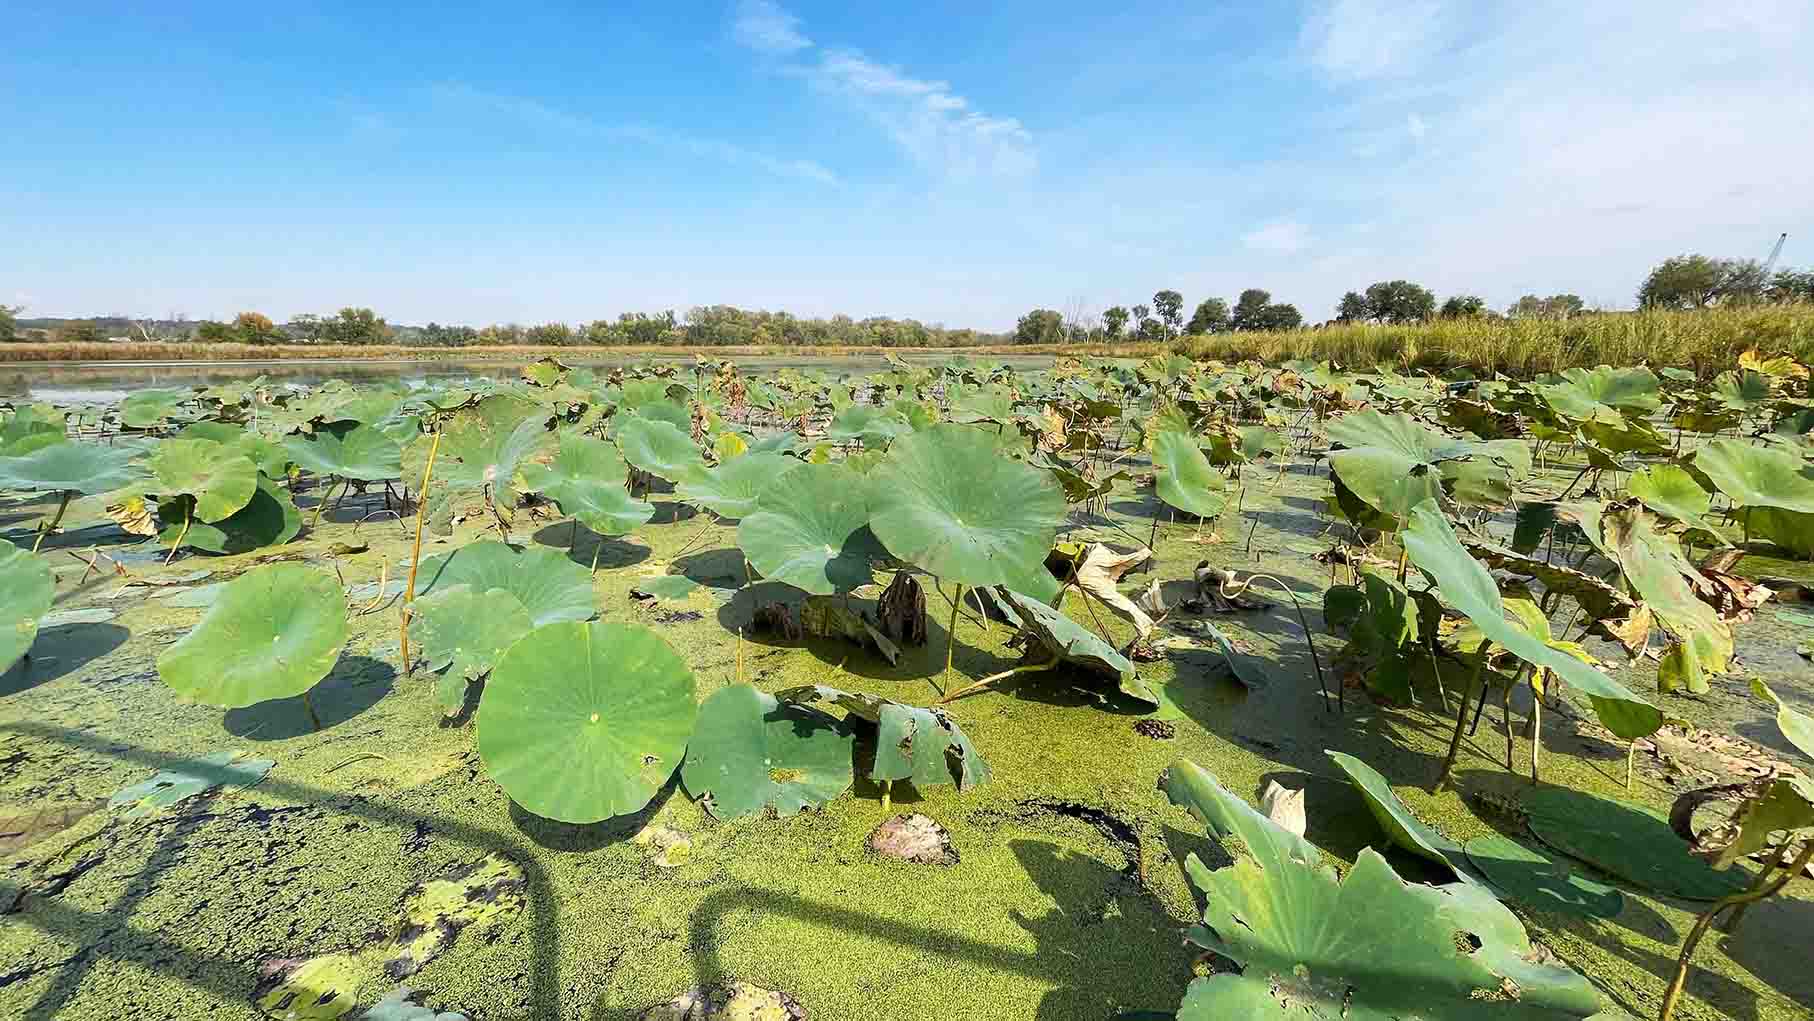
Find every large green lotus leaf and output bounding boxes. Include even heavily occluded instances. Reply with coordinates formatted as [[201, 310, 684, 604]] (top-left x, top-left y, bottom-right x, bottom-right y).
[[157, 563, 348, 708], [284, 423, 403, 482], [1440, 437, 1531, 509], [0, 441, 144, 494], [162, 474, 302, 554], [120, 388, 194, 430], [1327, 411, 1473, 525], [1712, 368, 1774, 412], [1744, 506, 1814, 557], [178, 422, 292, 478], [681, 683, 856, 820], [744, 431, 802, 456], [1162, 760, 1602, 1021], [1327, 750, 1469, 873], [1462, 834, 1624, 919], [1599, 504, 1730, 693], [827, 405, 913, 448], [616, 415, 705, 482], [1694, 438, 1814, 513], [1522, 786, 1750, 900], [675, 452, 793, 519], [1403, 501, 1662, 740], [867, 424, 1065, 587], [415, 541, 594, 627], [147, 438, 258, 522], [405, 397, 551, 512], [520, 433, 654, 535], [1, 539, 55, 673], [628, 400, 693, 433], [775, 685, 990, 791], [411, 584, 534, 714], [1536, 366, 1661, 424], [1151, 430, 1227, 518], [0, 404, 66, 455], [737, 462, 882, 595], [478, 621, 697, 824], [998, 588, 1154, 706], [1626, 463, 1721, 536]]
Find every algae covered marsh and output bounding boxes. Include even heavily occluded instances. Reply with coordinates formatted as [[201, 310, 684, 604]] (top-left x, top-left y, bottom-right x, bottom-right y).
[[2, 354, 1814, 1020]]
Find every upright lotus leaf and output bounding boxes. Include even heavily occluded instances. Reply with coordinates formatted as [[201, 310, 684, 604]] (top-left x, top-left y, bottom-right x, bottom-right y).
[[479, 621, 698, 823], [675, 452, 793, 519], [414, 541, 594, 627], [1627, 464, 1722, 537], [1599, 504, 1731, 693], [1743, 506, 1814, 557], [681, 683, 856, 820], [411, 584, 534, 714], [997, 588, 1154, 707], [163, 474, 302, 554], [1, 539, 55, 672], [107, 750, 275, 817], [616, 416, 705, 483], [284, 423, 403, 482], [1536, 365, 1661, 424], [867, 424, 1065, 588], [1712, 368, 1774, 413], [1151, 430, 1227, 518], [1327, 411, 1474, 526], [1440, 438, 1531, 509], [1522, 786, 1750, 900], [0, 403, 66, 455], [1403, 501, 1662, 740], [1461, 540, 1648, 653], [519, 433, 654, 535], [745, 431, 802, 456], [158, 563, 348, 708], [1162, 760, 1602, 1021], [1752, 679, 1814, 759], [737, 462, 882, 595], [120, 388, 194, 430], [177, 421, 291, 478], [0, 441, 145, 495], [147, 438, 258, 522], [1694, 438, 1814, 513], [827, 405, 913, 448], [632, 400, 694, 433], [1324, 569, 1419, 701], [406, 397, 552, 523], [776, 685, 990, 792], [1327, 751, 1470, 878]]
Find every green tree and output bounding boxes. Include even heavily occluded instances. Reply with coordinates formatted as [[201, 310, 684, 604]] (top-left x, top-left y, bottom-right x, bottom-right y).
[[1768, 268, 1814, 303], [1638, 255, 1768, 309], [1335, 291, 1369, 323], [1102, 306, 1129, 340], [1256, 303, 1303, 330], [53, 320, 106, 344], [525, 322, 576, 346], [1361, 280, 1436, 323], [0, 304, 19, 342], [1230, 289, 1272, 331], [1439, 295, 1487, 318], [232, 312, 281, 344], [1152, 290, 1184, 338], [317, 307, 390, 345], [1185, 298, 1229, 334], [1014, 309, 1065, 345], [192, 321, 233, 342], [1506, 293, 1585, 319]]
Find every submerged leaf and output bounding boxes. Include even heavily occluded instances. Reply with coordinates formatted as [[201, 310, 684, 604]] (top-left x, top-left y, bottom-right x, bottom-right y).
[[109, 750, 275, 817], [1522, 786, 1749, 900]]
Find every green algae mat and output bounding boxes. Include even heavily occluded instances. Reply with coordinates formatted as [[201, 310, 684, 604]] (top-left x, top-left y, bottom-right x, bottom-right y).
[[2, 356, 1813, 1021]]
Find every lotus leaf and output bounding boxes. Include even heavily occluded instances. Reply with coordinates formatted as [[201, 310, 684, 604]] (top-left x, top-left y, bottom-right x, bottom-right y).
[[1200, 619, 1268, 690], [737, 462, 882, 595], [867, 424, 1065, 587], [1536, 365, 1661, 424], [0, 538, 55, 673], [158, 564, 347, 708], [1522, 786, 1749, 900], [1752, 679, 1814, 759], [1694, 438, 1814, 513], [616, 415, 705, 482], [827, 405, 912, 448], [366, 988, 470, 1021], [776, 685, 989, 791], [1461, 540, 1646, 651], [1621, 464, 1719, 538], [1150, 430, 1227, 518], [681, 683, 856, 820], [147, 438, 258, 522], [1324, 569, 1419, 701], [1327, 750, 1470, 878], [675, 452, 793, 519], [744, 431, 802, 456], [1599, 504, 1730, 693], [0, 441, 144, 494], [108, 750, 275, 817], [415, 541, 594, 627], [411, 584, 534, 714], [478, 621, 697, 823], [0, 404, 66, 455], [1162, 759, 1602, 1021], [1327, 411, 1474, 526], [997, 588, 1154, 706], [1403, 501, 1661, 740], [1440, 437, 1531, 508], [177, 421, 292, 478], [1462, 834, 1624, 919], [161, 474, 302, 554], [406, 397, 552, 522], [120, 388, 194, 430], [1743, 506, 1814, 556], [520, 433, 654, 535], [284, 423, 403, 482]]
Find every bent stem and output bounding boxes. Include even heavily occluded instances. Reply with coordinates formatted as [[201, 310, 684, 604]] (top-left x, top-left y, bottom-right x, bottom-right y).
[[400, 430, 441, 678], [31, 490, 73, 554], [1222, 572, 1334, 714], [164, 504, 192, 566], [937, 654, 1059, 704], [1658, 840, 1813, 1021], [310, 477, 342, 529]]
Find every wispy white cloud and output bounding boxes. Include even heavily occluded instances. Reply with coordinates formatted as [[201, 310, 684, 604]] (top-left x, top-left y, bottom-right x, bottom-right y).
[[1300, 0, 1449, 81], [1406, 112, 1426, 141], [1242, 219, 1311, 254], [731, 0, 811, 55], [428, 83, 837, 186]]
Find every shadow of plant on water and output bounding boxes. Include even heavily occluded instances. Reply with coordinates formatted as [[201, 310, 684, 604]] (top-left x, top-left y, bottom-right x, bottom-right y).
[[1, 623, 130, 697], [222, 654, 394, 740]]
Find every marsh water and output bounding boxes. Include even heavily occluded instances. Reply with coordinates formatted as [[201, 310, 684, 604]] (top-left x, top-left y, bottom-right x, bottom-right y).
[[2, 354, 1061, 404]]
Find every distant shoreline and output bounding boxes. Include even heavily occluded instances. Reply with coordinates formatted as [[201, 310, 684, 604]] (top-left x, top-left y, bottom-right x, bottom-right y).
[[0, 341, 1152, 366]]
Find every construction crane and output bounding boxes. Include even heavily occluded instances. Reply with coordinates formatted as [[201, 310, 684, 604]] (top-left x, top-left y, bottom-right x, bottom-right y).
[[1762, 232, 1788, 277]]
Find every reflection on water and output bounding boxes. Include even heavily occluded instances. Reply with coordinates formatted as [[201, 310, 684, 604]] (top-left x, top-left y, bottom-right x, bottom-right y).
[[1, 353, 1058, 402]]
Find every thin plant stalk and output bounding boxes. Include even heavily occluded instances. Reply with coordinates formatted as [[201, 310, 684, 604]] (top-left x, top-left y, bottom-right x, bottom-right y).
[[165, 503, 192, 565], [400, 431, 441, 677], [1529, 684, 1543, 783], [1658, 840, 1813, 1021], [940, 581, 965, 697], [31, 490, 72, 554], [938, 654, 1059, 703], [1435, 654, 1487, 791], [310, 477, 342, 528], [1219, 572, 1334, 714]]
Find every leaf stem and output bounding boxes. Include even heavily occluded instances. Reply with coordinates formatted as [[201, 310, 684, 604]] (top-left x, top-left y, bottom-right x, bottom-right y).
[[1659, 840, 1814, 1021], [401, 431, 441, 678], [31, 490, 72, 554]]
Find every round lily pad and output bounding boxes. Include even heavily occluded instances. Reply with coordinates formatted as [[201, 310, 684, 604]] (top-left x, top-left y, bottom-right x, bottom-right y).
[[1522, 785, 1751, 900], [737, 462, 882, 595], [284, 423, 404, 482], [147, 437, 258, 523], [411, 584, 534, 714], [1, 539, 55, 673], [616, 416, 705, 483], [1463, 833, 1624, 918], [866, 424, 1065, 587], [157, 563, 349, 708], [161, 474, 301, 554], [675, 452, 793, 519], [414, 541, 594, 627], [477, 621, 697, 824], [681, 683, 855, 820], [520, 433, 654, 536], [0, 440, 145, 495]]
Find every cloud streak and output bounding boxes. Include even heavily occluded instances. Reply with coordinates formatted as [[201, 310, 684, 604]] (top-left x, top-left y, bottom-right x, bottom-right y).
[[731, 0, 811, 54]]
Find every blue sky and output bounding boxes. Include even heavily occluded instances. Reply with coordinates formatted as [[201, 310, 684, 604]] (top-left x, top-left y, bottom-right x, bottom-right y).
[[4, 1, 1811, 329]]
